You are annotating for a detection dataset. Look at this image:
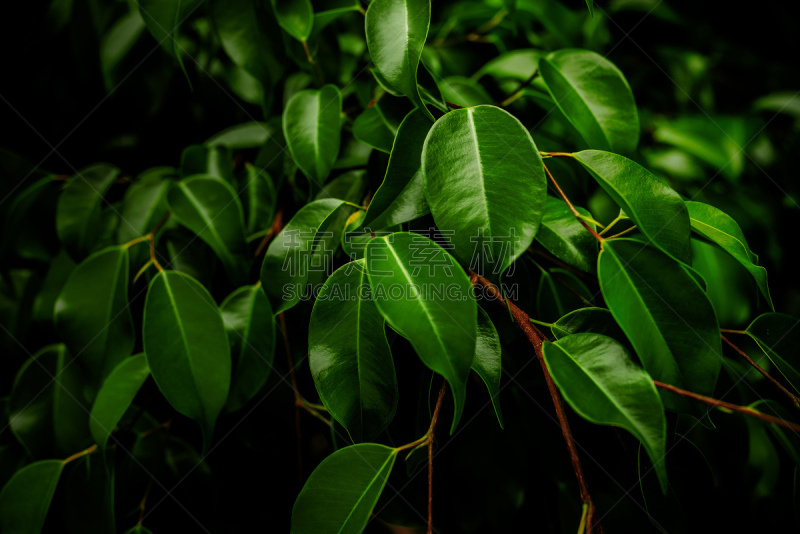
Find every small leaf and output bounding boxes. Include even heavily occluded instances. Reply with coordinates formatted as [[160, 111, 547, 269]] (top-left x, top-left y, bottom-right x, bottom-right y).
[[365, 232, 477, 433], [89, 354, 150, 449], [422, 105, 547, 277], [474, 49, 541, 82], [0, 460, 64, 534], [574, 150, 691, 263], [536, 196, 598, 272], [366, 0, 433, 120], [473, 307, 503, 428], [543, 334, 667, 492], [143, 271, 231, 442], [291, 444, 397, 534], [220, 284, 276, 412], [283, 85, 343, 186], [539, 49, 639, 154], [746, 313, 800, 396], [353, 106, 397, 154], [271, 0, 313, 42], [310, 260, 398, 441], [205, 122, 277, 150]]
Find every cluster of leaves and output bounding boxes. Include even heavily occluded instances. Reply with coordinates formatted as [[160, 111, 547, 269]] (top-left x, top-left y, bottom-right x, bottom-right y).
[[2, 0, 800, 532]]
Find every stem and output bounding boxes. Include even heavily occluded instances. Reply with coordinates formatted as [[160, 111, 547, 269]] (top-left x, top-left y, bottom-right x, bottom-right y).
[[598, 215, 621, 237], [544, 163, 604, 244], [721, 335, 800, 408], [530, 318, 554, 328], [138, 477, 154, 526], [499, 71, 538, 107], [255, 209, 283, 258], [427, 381, 446, 534], [540, 151, 575, 159], [302, 39, 324, 85], [721, 328, 747, 335], [653, 381, 800, 432], [63, 443, 98, 465], [280, 312, 304, 487], [606, 225, 638, 239]]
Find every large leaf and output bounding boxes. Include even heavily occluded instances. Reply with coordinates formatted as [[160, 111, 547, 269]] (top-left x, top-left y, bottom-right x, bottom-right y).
[[360, 109, 433, 231], [746, 313, 800, 396], [686, 201, 772, 309], [365, 232, 477, 433], [137, 0, 203, 81], [271, 0, 313, 42], [422, 105, 547, 277], [89, 354, 150, 449], [309, 260, 398, 442], [574, 150, 691, 263], [598, 239, 722, 412], [473, 307, 503, 428], [143, 271, 231, 442], [539, 49, 639, 154], [56, 163, 119, 261], [365, 0, 433, 120], [543, 333, 667, 491], [0, 460, 64, 534], [291, 444, 397, 534], [536, 196, 597, 272], [283, 85, 343, 186], [167, 175, 249, 284], [54, 246, 134, 382], [220, 284, 275, 412]]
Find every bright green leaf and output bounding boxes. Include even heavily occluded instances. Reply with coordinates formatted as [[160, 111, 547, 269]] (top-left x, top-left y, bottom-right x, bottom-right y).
[[536, 196, 598, 272], [89, 354, 150, 449]]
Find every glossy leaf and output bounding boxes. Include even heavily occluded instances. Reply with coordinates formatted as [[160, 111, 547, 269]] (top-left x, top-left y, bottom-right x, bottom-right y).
[[283, 85, 343, 185], [574, 150, 691, 263], [539, 49, 639, 154], [271, 0, 313, 42], [536, 196, 597, 272], [220, 284, 275, 412], [473, 307, 503, 428], [360, 109, 433, 231], [167, 176, 249, 284], [365, 0, 433, 120], [746, 313, 800, 396], [291, 444, 397, 533], [552, 307, 627, 345], [117, 167, 172, 243], [205, 122, 276, 150], [543, 334, 667, 491], [422, 105, 547, 277], [309, 260, 398, 441], [143, 271, 231, 442], [353, 106, 397, 154], [686, 201, 772, 309], [56, 163, 119, 261], [365, 232, 477, 433], [598, 239, 722, 412], [0, 460, 64, 534], [439, 76, 493, 107], [89, 354, 150, 449], [54, 246, 134, 382]]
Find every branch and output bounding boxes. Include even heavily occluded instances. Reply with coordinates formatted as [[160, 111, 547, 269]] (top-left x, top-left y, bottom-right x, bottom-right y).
[[428, 381, 446, 534], [543, 163, 604, 244], [255, 209, 283, 258], [721, 334, 800, 408]]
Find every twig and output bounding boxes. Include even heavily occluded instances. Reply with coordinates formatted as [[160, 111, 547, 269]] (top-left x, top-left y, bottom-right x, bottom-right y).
[[721, 335, 800, 408], [543, 163, 604, 244], [302, 40, 324, 85], [255, 209, 283, 258], [428, 381, 446, 534]]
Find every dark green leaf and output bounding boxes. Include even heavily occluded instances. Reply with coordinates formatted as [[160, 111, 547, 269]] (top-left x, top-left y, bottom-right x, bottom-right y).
[[100, 8, 146, 89], [0, 460, 64, 534], [205, 122, 276, 150], [535, 266, 593, 323], [179, 145, 234, 182], [353, 106, 397, 154], [117, 167, 172, 244], [137, 0, 202, 82], [536, 196, 598, 272], [438, 76, 493, 107], [746, 313, 800, 396], [271, 0, 313, 42], [552, 307, 627, 344], [241, 164, 277, 235], [473, 307, 503, 428], [89, 354, 150, 449], [474, 49, 541, 82]]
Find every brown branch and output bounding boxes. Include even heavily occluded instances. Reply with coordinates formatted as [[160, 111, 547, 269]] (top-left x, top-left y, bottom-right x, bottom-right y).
[[302, 39, 324, 85], [544, 163, 604, 244], [428, 381, 447, 534], [721, 334, 800, 408], [445, 101, 465, 110], [255, 209, 283, 258]]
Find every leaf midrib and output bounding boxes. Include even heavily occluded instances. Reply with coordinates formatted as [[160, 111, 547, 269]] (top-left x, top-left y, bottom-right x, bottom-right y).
[[338, 450, 396, 532], [179, 182, 236, 265]]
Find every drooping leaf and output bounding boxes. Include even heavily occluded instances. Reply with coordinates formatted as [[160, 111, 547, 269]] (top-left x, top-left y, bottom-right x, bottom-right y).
[[54, 246, 135, 382], [365, 232, 477, 433], [283, 85, 343, 186], [137, 0, 203, 83], [598, 239, 722, 412], [89, 354, 150, 449], [365, 0, 433, 120], [56, 163, 119, 261], [360, 109, 433, 231], [309, 260, 398, 442], [271, 0, 313, 42], [220, 284, 275, 412], [143, 271, 231, 443], [291, 444, 397, 534], [167, 175, 249, 284], [241, 164, 277, 235], [686, 201, 772, 309], [574, 150, 691, 263], [746, 313, 800, 396], [473, 307, 503, 428], [539, 49, 639, 154], [543, 333, 667, 492], [116, 167, 172, 244], [352, 105, 397, 153], [536, 196, 598, 272], [422, 105, 547, 277], [0, 460, 64, 534]]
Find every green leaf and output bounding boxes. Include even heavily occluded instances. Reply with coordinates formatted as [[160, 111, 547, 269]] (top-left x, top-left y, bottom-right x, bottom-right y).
[[474, 49, 541, 82], [220, 284, 275, 412], [574, 150, 691, 263], [539, 49, 639, 154], [310, 260, 398, 442], [746, 313, 800, 396], [260, 198, 346, 314], [365, 0, 433, 121], [54, 246, 135, 382], [360, 109, 433, 231], [56, 163, 119, 261], [241, 164, 277, 235], [353, 106, 397, 154], [598, 239, 722, 412], [536, 196, 598, 272], [137, 0, 203, 84], [167, 175, 249, 284], [585, 0, 594, 15], [552, 307, 627, 345], [283, 85, 343, 186], [89, 354, 150, 449], [422, 105, 547, 277], [473, 307, 503, 428], [291, 444, 397, 534], [271, 0, 313, 42], [116, 167, 172, 244], [179, 145, 234, 182], [205, 122, 276, 150], [100, 8, 146, 90], [536, 267, 593, 323], [543, 333, 667, 492], [686, 201, 772, 309], [438, 76, 493, 107], [0, 460, 64, 534], [143, 270, 231, 442], [365, 232, 476, 433]]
